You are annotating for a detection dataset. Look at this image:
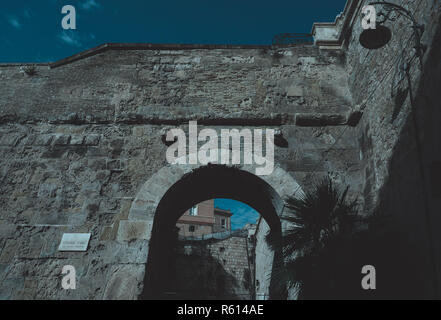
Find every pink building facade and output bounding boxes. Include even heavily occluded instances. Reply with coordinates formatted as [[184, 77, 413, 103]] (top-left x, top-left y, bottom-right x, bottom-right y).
[[176, 200, 232, 237]]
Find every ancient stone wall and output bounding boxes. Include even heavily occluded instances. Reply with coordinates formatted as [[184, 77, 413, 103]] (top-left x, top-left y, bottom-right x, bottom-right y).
[[0, 41, 361, 298], [254, 218, 273, 300], [345, 0, 441, 296], [0, 46, 352, 124], [169, 235, 254, 299]]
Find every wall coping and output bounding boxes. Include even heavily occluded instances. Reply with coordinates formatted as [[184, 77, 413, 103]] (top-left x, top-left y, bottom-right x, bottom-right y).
[[0, 42, 314, 69], [311, 0, 362, 49]]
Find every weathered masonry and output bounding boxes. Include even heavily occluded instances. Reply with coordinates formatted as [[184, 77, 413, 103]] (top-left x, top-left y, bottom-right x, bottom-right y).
[[0, 0, 440, 299], [171, 230, 256, 300]]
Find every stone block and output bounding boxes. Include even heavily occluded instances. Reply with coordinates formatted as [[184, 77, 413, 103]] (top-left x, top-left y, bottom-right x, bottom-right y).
[[37, 183, 58, 198], [67, 210, 88, 227], [0, 223, 16, 239], [84, 134, 101, 146], [53, 134, 71, 145], [0, 134, 21, 146], [99, 226, 113, 241], [116, 240, 149, 264], [70, 135, 85, 145], [0, 277, 24, 300], [80, 182, 101, 196], [119, 199, 133, 219], [87, 158, 106, 170], [103, 264, 145, 300], [0, 239, 18, 263], [33, 211, 69, 225], [117, 220, 152, 242], [22, 235, 44, 259], [106, 159, 124, 171], [34, 134, 53, 146], [40, 234, 60, 258], [128, 207, 155, 221], [286, 85, 303, 97]]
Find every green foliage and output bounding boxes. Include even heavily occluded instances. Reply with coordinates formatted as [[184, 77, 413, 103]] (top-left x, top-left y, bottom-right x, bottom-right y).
[[266, 176, 361, 299]]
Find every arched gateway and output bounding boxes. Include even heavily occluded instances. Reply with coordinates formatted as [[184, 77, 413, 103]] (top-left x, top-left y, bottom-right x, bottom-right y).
[[102, 152, 303, 299]]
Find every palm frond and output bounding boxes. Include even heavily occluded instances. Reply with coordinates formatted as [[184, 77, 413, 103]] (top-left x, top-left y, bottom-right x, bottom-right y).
[[266, 175, 361, 299]]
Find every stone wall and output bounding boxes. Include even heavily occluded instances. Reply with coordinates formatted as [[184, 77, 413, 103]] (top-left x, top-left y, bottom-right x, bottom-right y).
[[1, 0, 438, 299], [254, 218, 273, 300], [0, 36, 361, 298], [169, 235, 254, 299], [345, 0, 441, 297], [0, 45, 353, 124]]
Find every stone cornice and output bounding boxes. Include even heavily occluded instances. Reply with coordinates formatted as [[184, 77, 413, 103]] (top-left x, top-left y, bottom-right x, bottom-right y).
[[311, 0, 362, 49], [0, 43, 314, 69]]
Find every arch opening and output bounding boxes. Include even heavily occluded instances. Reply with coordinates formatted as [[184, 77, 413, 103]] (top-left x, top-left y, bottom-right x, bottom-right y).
[[139, 164, 293, 299]]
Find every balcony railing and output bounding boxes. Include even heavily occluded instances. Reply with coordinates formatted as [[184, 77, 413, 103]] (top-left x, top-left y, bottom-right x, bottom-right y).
[[178, 229, 248, 241]]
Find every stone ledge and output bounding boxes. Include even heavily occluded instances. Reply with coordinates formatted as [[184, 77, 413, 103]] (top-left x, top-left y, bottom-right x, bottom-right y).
[[295, 113, 347, 126], [0, 42, 312, 69], [0, 111, 352, 127], [311, 0, 361, 49]]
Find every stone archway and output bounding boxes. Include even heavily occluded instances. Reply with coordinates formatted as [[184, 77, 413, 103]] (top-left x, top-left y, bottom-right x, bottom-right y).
[[103, 152, 303, 299]]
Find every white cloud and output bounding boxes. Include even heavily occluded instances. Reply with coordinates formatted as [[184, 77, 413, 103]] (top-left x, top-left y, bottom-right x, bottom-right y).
[[58, 31, 82, 47], [9, 17, 21, 29], [81, 0, 100, 10]]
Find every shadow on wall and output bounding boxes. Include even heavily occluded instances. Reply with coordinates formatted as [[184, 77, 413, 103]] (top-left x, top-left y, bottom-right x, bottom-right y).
[[166, 252, 242, 300], [356, 14, 441, 299], [143, 226, 250, 300], [308, 214, 429, 299]]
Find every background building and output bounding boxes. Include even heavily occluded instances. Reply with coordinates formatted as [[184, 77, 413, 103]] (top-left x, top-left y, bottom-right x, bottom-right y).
[[176, 200, 232, 237]]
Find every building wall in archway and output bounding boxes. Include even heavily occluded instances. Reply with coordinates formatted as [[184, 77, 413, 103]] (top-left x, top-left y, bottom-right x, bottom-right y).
[[0, 43, 362, 299], [171, 233, 256, 300]]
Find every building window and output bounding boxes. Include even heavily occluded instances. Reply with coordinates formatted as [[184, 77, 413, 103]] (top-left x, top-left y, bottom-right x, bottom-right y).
[[189, 225, 196, 232], [221, 219, 226, 228], [189, 206, 198, 216]]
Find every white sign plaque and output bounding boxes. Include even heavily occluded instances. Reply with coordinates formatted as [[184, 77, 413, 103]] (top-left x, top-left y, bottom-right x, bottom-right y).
[[58, 233, 91, 252]]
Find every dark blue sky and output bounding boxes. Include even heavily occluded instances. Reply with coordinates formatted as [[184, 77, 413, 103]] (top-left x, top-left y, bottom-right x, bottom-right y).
[[1, 0, 347, 63], [215, 199, 259, 230]]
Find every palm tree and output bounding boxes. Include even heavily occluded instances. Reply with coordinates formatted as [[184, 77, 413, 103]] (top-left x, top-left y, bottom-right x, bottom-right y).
[[267, 176, 360, 299]]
